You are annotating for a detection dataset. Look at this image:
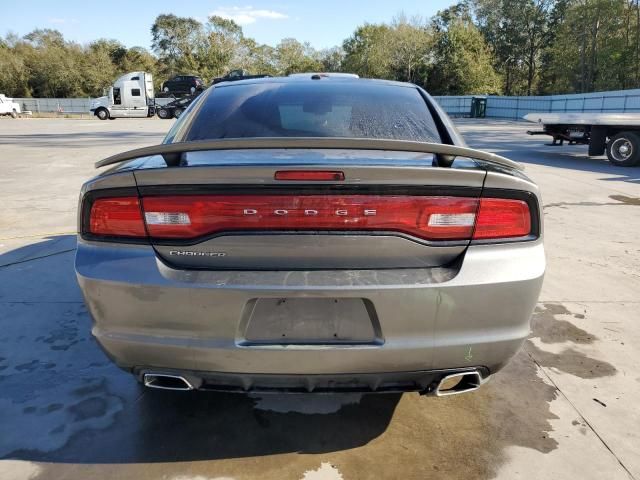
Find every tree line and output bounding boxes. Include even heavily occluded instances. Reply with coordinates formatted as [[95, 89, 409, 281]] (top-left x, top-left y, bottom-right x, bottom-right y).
[[2, 0, 640, 98]]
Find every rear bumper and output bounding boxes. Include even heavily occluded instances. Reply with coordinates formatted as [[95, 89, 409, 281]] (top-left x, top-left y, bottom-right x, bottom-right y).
[[76, 240, 544, 378], [135, 367, 489, 394]]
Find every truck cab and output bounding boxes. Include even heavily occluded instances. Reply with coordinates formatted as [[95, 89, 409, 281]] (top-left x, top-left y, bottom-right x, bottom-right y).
[[0, 94, 21, 118], [90, 72, 155, 120]]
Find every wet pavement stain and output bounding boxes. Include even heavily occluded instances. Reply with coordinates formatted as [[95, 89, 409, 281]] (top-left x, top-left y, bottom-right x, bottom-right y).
[[36, 313, 80, 352], [68, 397, 109, 422], [526, 344, 617, 378], [609, 194, 640, 206], [0, 299, 126, 460], [350, 351, 561, 480], [532, 304, 595, 344], [544, 195, 640, 210], [527, 303, 617, 379], [0, 377, 124, 457], [0, 350, 562, 480]]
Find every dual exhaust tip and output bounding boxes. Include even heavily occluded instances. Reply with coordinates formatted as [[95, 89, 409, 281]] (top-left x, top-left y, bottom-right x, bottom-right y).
[[432, 370, 483, 396], [142, 369, 484, 396], [143, 373, 195, 391]]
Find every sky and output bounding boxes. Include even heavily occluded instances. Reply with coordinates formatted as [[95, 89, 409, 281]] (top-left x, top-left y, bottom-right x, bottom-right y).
[[2, 0, 454, 51]]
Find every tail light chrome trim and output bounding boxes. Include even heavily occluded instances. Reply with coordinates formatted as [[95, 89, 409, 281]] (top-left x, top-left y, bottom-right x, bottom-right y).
[[140, 195, 481, 241]]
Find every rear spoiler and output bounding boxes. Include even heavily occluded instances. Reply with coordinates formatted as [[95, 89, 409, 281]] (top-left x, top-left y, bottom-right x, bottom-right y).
[[95, 137, 523, 171]]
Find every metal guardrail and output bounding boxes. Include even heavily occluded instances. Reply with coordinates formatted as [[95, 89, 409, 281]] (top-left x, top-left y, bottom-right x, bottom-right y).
[[12, 89, 640, 119], [14, 97, 93, 114], [432, 96, 474, 117], [435, 89, 640, 119]]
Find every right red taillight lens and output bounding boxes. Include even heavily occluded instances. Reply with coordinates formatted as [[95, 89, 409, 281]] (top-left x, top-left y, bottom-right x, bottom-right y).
[[85, 193, 533, 242], [473, 198, 532, 239]]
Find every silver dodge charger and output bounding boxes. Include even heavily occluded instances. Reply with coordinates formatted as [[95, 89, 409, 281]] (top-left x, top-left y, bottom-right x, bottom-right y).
[[76, 75, 544, 396]]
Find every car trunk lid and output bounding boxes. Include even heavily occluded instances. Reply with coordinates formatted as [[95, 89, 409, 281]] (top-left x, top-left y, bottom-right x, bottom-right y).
[[132, 149, 486, 270]]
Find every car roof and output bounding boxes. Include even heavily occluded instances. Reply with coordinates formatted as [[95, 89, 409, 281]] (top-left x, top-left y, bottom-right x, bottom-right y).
[[212, 74, 418, 89]]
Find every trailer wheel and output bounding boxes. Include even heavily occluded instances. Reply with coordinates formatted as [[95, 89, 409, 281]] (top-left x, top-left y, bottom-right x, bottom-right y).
[[607, 131, 640, 167], [10, 109, 18, 119], [95, 108, 109, 120], [173, 108, 184, 119], [157, 108, 172, 119]]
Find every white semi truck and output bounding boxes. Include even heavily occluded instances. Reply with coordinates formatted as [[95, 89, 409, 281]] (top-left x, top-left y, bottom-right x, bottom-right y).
[[90, 72, 156, 120], [525, 112, 640, 167]]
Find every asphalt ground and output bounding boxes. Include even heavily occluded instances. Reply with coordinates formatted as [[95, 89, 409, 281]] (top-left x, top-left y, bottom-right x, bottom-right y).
[[0, 117, 638, 480]]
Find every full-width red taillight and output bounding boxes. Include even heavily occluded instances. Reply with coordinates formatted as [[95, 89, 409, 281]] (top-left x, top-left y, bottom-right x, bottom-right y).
[[473, 198, 531, 239], [141, 195, 480, 240], [89, 197, 146, 237], [86, 193, 533, 242]]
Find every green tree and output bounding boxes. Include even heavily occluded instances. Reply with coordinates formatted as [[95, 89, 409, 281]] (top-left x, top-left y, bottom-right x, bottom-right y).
[[342, 24, 395, 79], [388, 15, 432, 84], [198, 16, 244, 78], [474, 0, 555, 95], [21, 29, 85, 97], [151, 14, 202, 75], [275, 38, 323, 75], [428, 16, 502, 94], [319, 46, 344, 72], [236, 38, 278, 75], [0, 34, 30, 96], [541, 0, 632, 93]]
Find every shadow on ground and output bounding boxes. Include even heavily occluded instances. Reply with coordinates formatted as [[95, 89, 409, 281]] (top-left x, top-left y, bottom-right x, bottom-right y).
[[0, 236, 400, 464], [0, 131, 164, 150]]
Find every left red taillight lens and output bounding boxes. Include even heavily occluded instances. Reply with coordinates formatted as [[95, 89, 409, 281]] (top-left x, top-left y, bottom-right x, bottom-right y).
[[88, 197, 147, 238]]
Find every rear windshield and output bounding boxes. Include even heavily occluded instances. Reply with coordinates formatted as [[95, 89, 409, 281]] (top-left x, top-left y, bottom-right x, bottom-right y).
[[182, 81, 442, 143]]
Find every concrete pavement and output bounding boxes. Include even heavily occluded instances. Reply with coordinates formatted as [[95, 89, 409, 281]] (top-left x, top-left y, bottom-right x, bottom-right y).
[[0, 117, 638, 479]]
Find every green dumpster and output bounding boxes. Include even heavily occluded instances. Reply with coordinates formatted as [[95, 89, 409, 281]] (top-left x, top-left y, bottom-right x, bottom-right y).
[[470, 97, 487, 118]]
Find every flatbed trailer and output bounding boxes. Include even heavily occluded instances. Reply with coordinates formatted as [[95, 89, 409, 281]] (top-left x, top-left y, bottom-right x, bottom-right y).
[[524, 112, 640, 166]]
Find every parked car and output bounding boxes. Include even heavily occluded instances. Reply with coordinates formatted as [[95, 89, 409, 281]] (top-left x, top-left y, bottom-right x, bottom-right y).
[[156, 95, 199, 120], [162, 75, 205, 95], [76, 74, 544, 396], [0, 94, 21, 118], [211, 69, 271, 85]]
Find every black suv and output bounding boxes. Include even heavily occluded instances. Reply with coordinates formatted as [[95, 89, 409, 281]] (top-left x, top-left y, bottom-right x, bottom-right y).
[[161, 75, 205, 95]]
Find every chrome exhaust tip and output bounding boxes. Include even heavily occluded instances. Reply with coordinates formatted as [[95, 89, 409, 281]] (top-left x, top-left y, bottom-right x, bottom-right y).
[[435, 370, 483, 396], [143, 373, 194, 391]]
